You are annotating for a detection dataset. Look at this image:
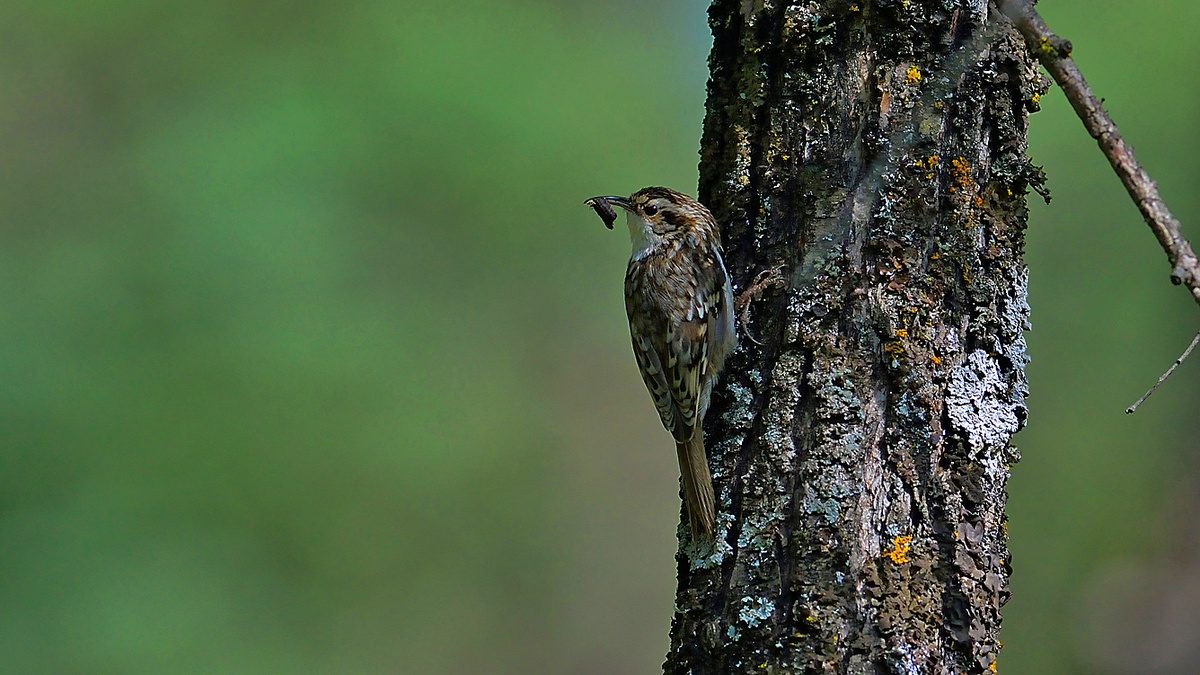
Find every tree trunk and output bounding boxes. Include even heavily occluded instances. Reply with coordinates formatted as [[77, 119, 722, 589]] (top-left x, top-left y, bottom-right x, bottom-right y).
[[666, 1, 1043, 673]]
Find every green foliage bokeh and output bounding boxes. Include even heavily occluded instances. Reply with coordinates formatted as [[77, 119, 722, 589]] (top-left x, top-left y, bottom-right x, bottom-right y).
[[1, 1, 1195, 672]]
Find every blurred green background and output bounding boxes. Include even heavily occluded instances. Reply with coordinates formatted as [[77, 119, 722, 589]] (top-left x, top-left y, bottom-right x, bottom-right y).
[[1, 1, 1196, 673]]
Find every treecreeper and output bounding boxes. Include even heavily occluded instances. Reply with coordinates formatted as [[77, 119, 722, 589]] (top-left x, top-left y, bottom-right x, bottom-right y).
[[585, 187, 736, 541]]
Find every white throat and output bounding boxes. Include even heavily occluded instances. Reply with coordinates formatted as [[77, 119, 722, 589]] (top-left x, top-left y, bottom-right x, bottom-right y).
[[626, 211, 663, 261]]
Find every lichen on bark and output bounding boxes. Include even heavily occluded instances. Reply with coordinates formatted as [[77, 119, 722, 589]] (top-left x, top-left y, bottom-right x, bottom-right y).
[[666, 1, 1045, 673]]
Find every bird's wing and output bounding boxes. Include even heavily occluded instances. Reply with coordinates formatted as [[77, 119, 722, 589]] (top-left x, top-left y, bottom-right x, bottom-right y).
[[629, 310, 707, 444], [630, 332, 682, 437], [663, 318, 708, 443], [706, 247, 737, 370], [664, 249, 732, 442]]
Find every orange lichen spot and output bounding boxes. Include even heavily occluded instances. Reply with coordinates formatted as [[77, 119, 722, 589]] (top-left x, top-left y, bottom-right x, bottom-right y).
[[895, 329, 909, 339], [883, 535, 913, 564], [951, 157, 974, 189], [931, 355, 942, 365], [884, 342, 905, 358], [930, 251, 940, 260], [974, 195, 984, 208], [905, 65, 922, 85]]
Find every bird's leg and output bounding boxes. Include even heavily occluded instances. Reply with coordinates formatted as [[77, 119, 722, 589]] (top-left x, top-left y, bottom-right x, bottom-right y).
[[735, 266, 786, 345]]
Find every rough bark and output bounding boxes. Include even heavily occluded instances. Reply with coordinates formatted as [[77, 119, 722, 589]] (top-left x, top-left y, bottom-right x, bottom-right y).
[[665, 1, 1044, 673]]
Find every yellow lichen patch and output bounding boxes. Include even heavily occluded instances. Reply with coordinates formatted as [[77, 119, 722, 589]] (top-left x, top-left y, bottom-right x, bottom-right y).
[[905, 65, 922, 85], [895, 329, 909, 339], [1031, 92, 1041, 105], [989, 660, 998, 673], [884, 342, 905, 358], [951, 157, 974, 190], [948, 157, 981, 227], [914, 154, 939, 180], [883, 536, 913, 565]]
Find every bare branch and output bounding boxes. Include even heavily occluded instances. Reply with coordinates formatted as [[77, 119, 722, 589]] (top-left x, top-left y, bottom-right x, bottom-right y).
[[1126, 330, 1200, 414], [994, 0, 1200, 309]]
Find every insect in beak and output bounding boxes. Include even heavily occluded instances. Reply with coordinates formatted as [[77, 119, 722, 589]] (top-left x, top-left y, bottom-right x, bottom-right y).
[[585, 195, 632, 229]]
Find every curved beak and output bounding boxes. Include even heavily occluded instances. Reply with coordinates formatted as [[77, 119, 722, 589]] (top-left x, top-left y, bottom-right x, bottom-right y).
[[587, 195, 632, 210], [584, 195, 632, 230]]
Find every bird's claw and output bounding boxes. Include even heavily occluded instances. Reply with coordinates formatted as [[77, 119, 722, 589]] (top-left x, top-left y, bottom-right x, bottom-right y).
[[735, 266, 786, 345]]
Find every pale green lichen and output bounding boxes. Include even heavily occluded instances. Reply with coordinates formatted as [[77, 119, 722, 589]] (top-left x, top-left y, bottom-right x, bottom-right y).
[[739, 597, 775, 629]]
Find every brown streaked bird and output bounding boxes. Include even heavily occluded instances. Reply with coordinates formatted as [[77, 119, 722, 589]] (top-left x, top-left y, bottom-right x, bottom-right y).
[[584, 187, 736, 541]]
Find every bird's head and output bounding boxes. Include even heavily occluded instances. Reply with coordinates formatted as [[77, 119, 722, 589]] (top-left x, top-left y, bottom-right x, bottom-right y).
[[585, 187, 716, 259]]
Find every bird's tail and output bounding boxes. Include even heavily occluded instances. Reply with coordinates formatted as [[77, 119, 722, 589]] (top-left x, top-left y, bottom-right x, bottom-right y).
[[676, 433, 716, 541]]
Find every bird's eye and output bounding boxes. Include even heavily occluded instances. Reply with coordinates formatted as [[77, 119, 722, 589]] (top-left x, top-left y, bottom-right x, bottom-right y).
[[644, 204, 659, 216]]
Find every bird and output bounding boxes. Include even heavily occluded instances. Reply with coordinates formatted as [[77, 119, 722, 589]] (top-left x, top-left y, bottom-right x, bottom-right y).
[[585, 187, 736, 541]]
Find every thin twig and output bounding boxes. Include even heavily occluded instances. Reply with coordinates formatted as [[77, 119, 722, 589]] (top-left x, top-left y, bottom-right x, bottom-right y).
[[994, 0, 1200, 306], [1126, 330, 1200, 414]]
